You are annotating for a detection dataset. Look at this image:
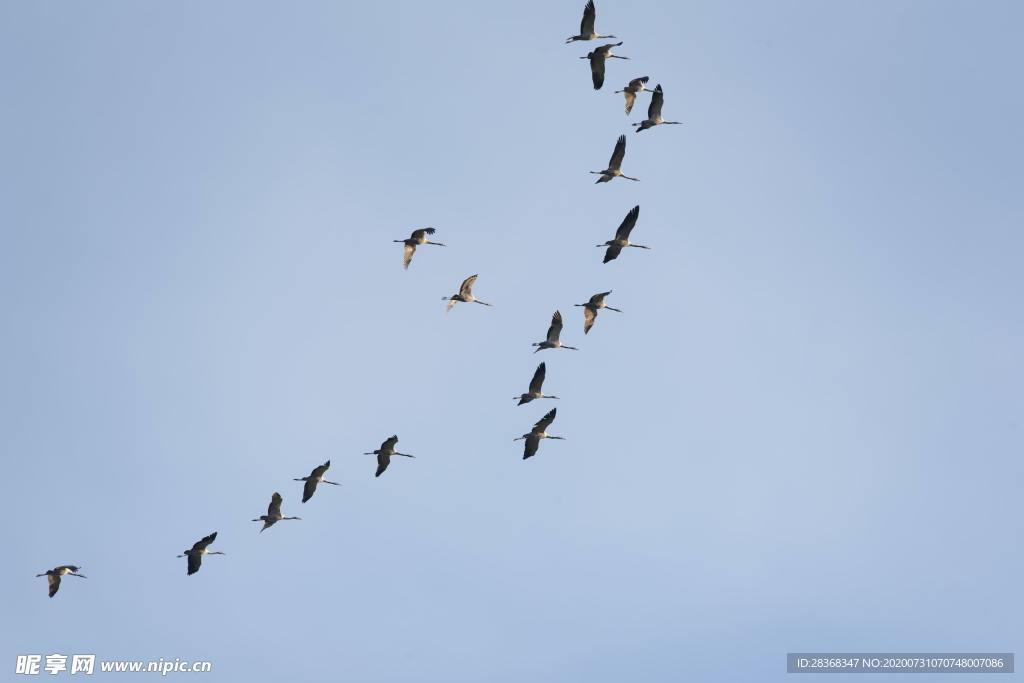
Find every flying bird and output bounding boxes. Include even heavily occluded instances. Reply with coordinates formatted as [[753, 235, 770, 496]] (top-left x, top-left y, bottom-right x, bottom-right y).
[[597, 205, 650, 263], [251, 492, 301, 532], [514, 408, 565, 459], [566, 0, 616, 43], [532, 310, 578, 353], [581, 42, 628, 90], [177, 532, 224, 576], [590, 135, 638, 183], [443, 274, 492, 312], [365, 435, 414, 477], [633, 84, 682, 132], [35, 566, 86, 598], [294, 460, 340, 503], [575, 291, 622, 334], [515, 362, 559, 405], [615, 76, 653, 114], [394, 227, 445, 269]]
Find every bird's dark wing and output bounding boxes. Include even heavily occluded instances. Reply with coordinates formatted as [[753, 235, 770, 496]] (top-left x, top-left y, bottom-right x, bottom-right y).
[[580, 0, 596, 35], [590, 291, 610, 306], [603, 245, 623, 263], [546, 311, 563, 343], [534, 408, 557, 433], [608, 134, 626, 169], [302, 478, 318, 503], [528, 363, 546, 394], [193, 532, 217, 552], [589, 53, 606, 90], [629, 76, 649, 88], [187, 552, 202, 576], [375, 453, 389, 477], [268, 492, 283, 517], [523, 435, 541, 459], [583, 306, 597, 334], [615, 205, 640, 241], [648, 84, 664, 120], [623, 90, 636, 114], [48, 573, 60, 597], [460, 274, 478, 297], [410, 227, 435, 241], [382, 435, 399, 451]]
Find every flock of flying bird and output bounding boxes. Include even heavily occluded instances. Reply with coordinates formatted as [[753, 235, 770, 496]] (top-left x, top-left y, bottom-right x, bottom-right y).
[[36, 0, 679, 596]]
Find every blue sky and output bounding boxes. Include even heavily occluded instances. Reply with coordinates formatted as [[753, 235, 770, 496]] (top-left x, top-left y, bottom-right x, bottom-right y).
[[2, 1, 1022, 680]]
